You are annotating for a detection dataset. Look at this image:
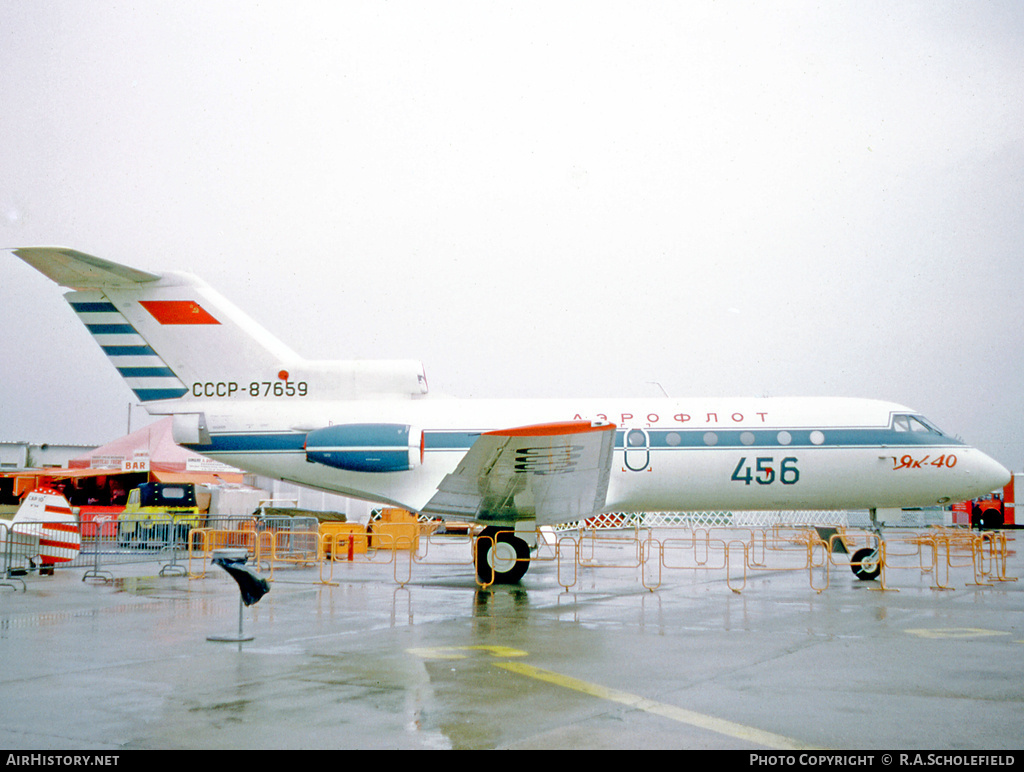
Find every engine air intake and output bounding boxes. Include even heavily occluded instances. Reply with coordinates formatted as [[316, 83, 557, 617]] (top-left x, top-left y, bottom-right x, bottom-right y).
[[304, 423, 422, 473]]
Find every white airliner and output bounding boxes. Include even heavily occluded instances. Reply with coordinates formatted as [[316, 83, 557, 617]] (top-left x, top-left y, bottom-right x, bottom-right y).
[[12, 247, 1011, 583]]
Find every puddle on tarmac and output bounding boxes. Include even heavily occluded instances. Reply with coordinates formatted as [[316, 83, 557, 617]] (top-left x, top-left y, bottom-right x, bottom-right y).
[[113, 576, 192, 597]]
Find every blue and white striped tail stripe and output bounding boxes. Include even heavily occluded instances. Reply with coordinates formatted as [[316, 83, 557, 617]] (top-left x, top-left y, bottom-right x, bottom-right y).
[[68, 295, 188, 402]]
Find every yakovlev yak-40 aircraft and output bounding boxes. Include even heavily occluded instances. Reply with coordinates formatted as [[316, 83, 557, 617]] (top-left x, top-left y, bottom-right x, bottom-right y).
[[13, 247, 1011, 583]]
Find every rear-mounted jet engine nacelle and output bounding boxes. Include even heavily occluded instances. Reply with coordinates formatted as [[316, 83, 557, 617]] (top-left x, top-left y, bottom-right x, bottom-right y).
[[304, 424, 423, 473]]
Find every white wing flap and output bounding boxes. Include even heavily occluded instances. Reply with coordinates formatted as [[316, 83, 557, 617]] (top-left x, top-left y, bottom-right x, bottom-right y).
[[422, 420, 616, 526]]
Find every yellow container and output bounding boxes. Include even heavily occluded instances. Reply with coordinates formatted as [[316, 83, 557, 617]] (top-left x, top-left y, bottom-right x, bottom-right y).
[[370, 521, 419, 551], [378, 508, 417, 523], [320, 523, 368, 555]]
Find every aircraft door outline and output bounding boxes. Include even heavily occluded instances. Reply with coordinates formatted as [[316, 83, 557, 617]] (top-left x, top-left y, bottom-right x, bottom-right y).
[[623, 428, 651, 472]]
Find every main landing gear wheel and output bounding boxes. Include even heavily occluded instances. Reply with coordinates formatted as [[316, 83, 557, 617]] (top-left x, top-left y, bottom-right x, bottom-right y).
[[851, 547, 881, 581], [475, 527, 530, 584]]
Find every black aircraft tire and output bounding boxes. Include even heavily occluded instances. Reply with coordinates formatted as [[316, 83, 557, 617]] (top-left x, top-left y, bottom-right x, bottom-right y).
[[982, 510, 1005, 530], [851, 547, 881, 581], [475, 527, 530, 584]]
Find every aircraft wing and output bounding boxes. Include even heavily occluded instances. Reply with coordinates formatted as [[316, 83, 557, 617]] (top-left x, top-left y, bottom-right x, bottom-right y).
[[420, 420, 616, 526]]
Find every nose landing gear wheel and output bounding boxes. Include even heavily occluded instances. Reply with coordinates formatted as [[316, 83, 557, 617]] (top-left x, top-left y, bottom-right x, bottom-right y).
[[851, 547, 881, 581], [475, 527, 530, 584]]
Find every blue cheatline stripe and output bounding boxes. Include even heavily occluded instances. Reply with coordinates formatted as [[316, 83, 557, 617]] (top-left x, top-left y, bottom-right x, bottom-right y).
[[117, 366, 178, 378], [86, 323, 138, 335], [183, 433, 309, 453], [69, 301, 119, 313], [423, 432, 483, 449], [185, 426, 965, 457], [133, 387, 189, 401], [101, 344, 158, 357]]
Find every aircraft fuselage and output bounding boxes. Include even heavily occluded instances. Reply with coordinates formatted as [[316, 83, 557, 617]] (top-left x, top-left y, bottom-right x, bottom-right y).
[[171, 395, 1006, 524]]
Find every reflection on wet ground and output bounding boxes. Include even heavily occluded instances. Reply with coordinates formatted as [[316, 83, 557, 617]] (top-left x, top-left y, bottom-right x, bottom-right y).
[[1, 532, 1022, 749]]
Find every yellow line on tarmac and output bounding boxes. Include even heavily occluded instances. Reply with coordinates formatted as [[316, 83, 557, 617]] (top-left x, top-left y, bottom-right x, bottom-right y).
[[495, 661, 819, 750]]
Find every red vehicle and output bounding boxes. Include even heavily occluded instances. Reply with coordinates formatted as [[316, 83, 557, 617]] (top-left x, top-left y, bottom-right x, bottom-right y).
[[952, 473, 1019, 529]]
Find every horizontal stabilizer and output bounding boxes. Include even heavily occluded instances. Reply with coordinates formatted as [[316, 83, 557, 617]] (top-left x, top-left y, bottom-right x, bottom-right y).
[[13, 247, 160, 289], [14, 245, 430, 402]]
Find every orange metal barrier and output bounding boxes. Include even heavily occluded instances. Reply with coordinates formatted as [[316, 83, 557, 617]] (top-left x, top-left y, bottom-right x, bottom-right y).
[[175, 519, 1015, 595], [413, 530, 475, 571], [555, 534, 578, 590], [187, 527, 261, 579]]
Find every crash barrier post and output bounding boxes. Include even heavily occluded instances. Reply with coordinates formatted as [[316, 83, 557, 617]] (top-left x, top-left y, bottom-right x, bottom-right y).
[[365, 529, 415, 586], [264, 529, 320, 579], [887, 531, 951, 590], [159, 515, 192, 578], [931, 533, 957, 590], [188, 527, 252, 579], [979, 531, 1017, 584], [726, 539, 748, 593], [904, 532, 940, 581], [873, 527, 1017, 590], [317, 524, 422, 585], [316, 528, 379, 585], [874, 541, 895, 592], [809, 527, 879, 592], [110, 514, 201, 577], [660, 529, 728, 572], [319, 525, 367, 586], [317, 533, 340, 586], [746, 528, 769, 568], [79, 518, 115, 584], [576, 526, 643, 570], [970, 530, 1011, 587], [188, 528, 213, 578], [693, 528, 715, 567], [188, 517, 265, 578], [933, 528, 976, 582], [556, 534, 578, 590], [884, 527, 975, 590], [473, 532, 494, 590], [1, 523, 28, 591], [183, 514, 319, 575], [414, 527, 476, 572], [807, 534, 831, 593], [640, 535, 661, 591]]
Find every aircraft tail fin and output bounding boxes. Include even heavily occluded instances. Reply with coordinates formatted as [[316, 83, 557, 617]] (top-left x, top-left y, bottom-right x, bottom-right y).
[[13, 247, 428, 406]]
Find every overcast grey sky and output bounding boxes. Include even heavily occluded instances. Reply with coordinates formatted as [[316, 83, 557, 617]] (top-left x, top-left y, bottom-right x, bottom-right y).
[[2, 1, 1023, 470]]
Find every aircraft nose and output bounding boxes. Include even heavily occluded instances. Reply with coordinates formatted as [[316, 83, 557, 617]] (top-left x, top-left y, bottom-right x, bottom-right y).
[[974, 451, 1011, 494]]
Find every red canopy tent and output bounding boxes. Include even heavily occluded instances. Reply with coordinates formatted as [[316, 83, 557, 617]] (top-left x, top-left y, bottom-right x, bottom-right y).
[[7, 418, 243, 503]]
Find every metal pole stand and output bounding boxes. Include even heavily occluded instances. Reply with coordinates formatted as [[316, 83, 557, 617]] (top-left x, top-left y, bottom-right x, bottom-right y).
[[207, 548, 269, 643], [208, 593, 254, 643]]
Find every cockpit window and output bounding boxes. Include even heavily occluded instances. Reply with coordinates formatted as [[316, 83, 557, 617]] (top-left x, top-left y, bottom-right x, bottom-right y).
[[892, 414, 944, 435]]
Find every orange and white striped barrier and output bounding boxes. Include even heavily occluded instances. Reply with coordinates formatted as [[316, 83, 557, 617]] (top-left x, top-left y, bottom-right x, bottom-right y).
[[10, 488, 81, 565]]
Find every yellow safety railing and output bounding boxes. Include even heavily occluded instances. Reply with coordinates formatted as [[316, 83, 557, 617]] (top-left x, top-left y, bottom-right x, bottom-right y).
[[176, 518, 1015, 595], [187, 527, 262, 579], [555, 534, 578, 590]]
